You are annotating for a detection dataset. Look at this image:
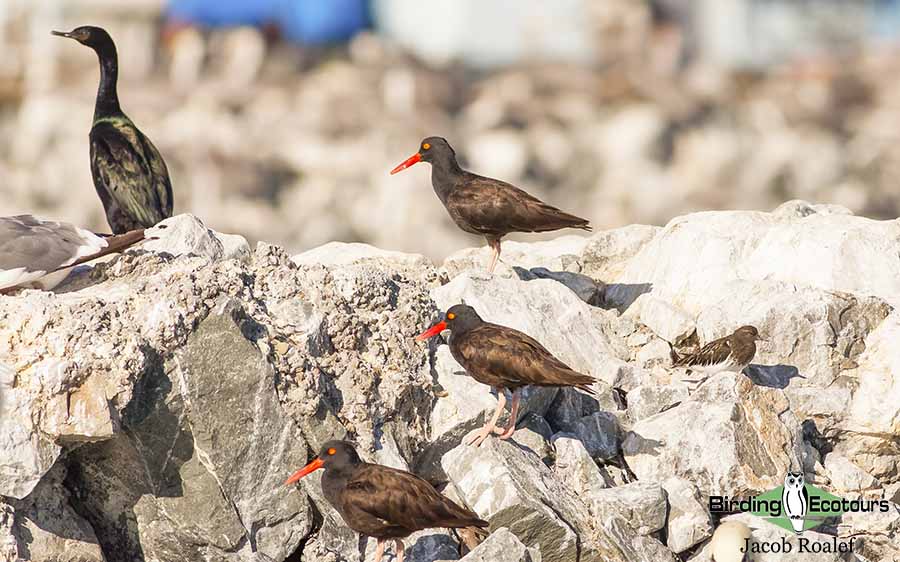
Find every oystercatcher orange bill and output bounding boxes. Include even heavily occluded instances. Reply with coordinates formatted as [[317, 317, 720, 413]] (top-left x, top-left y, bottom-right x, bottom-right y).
[[284, 457, 324, 485], [390, 153, 422, 174], [416, 321, 447, 341]]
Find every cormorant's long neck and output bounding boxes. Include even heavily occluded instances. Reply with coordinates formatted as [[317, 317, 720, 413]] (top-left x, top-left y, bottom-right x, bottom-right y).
[[430, 155, 464, 203], [93, 42, 122, 120]]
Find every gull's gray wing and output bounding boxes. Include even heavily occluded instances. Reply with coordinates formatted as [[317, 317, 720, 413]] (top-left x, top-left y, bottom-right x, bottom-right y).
[[0, 216, 105, 289]]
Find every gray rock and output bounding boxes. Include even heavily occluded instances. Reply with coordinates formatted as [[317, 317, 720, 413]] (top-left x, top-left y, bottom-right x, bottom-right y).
[[569, 412, 621, 461], [589, 481, 667, 536], [516, 267, 603, 305], [442, 439, 652, 562], [442, 440, 582, 562], [5, 462, 106, 562], [455, 528, 541, 562], [662, 477, 712, 553], [64, 301, 313, 561], [514, 413, 554, 463]]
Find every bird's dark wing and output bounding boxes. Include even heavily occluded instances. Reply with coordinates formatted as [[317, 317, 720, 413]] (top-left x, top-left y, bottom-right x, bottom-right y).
[[90, 117, 173, 230], [446, 174, 591, 237], [340, 464, 487, 533], [672, 336, 732, 367], [456, 323, 596, 391]]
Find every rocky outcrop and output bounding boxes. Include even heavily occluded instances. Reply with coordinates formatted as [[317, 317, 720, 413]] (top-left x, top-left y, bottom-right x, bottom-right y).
[[1, 204, 899, 561]]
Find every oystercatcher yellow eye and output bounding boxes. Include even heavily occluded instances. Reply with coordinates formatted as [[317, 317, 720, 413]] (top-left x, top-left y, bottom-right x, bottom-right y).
[[447, 312, 456, 320], [327, 448, 336, 455], [422, 143, 431, 150]]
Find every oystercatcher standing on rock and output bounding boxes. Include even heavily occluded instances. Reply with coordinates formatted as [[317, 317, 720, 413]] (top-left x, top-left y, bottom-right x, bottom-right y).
[[285, 440, 488, 562], [390, 137, 591, 272], [670, 325, 762, 386], [417, 304, 597, 446], [53, 26, 174, 234]]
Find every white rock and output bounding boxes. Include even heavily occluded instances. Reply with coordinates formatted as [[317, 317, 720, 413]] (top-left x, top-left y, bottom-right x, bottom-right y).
[[292, 241, 432, 270], [639, 297, 695, 344], [626, 384, 690, 422], [580, 224, 661, 282], [442, 236, 589, 280], [144, 214, 247, 261], [551, 434, 607, 496], [662, 477, 713, 553], [622, 373, 804, 497], [823, 453, 878, 493], [610, 206, 900, 309]]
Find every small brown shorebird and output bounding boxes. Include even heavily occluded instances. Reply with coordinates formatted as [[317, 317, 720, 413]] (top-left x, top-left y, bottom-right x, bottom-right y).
[[670, 325, 762, 385], [417, 304, 596, 446], [0, 215, 145, 293], [390, 137, 591, 272], [285, 440, 488, 562]]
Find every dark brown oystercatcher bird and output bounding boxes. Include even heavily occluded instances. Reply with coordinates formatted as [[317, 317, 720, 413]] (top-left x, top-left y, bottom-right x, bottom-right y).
[[285, 440, 488, 562], [390, 137, 591, 272], [52, 26, 174, 234], [0, 215, 145, 293], [670, 326, 762, 384], [417, 304, 597, 446]]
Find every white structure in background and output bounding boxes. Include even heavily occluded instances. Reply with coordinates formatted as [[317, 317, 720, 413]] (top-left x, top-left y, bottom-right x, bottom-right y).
[[694, 0, 894, 68], [373, 0, 598, 68]]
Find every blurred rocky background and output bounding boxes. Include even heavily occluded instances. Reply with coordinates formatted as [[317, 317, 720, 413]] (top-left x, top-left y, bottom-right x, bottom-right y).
[[3, 0, 900, 261]]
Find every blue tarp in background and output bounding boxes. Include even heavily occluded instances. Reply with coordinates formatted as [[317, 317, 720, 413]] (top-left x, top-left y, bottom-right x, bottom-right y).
[[167, 0, 370, 44]]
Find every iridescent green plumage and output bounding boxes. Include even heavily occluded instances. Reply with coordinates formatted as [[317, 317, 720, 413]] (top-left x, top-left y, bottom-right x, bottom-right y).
[[54, 26, 173, 233]]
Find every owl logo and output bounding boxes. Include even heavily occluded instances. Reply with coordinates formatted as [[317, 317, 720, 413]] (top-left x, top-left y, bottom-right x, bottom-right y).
[[782, 472, 809, 533]]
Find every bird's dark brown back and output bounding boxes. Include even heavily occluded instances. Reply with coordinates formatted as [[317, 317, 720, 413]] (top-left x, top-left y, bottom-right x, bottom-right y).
[[445, 174, 590, 238], [336, 463, 487, 539], [452, 322, 596, 392]]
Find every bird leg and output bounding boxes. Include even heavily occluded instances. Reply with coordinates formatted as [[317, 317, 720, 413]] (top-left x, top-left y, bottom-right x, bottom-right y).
[[487, 238, 501, 273], [374, 539, 385, 562], [393, 540, 406, 562], [464, 389, 507, 447], [494, 389, 521, 439]]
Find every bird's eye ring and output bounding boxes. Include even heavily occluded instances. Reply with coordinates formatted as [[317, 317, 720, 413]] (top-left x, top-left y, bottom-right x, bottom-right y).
[[422, 143, 431, 150], [447, 312, 455, 320], [327, 448, 336, 455]]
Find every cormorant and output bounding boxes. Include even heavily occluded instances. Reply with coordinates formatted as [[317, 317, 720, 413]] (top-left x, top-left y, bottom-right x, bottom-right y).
[[52, 26, 173, 234]]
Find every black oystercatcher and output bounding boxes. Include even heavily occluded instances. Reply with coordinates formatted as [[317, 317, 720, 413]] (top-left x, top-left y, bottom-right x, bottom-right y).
[[285, 440, 488, 562], [0, 215, 145, 292], [390, 137, 591, 272], [417, 304, 597, 446], [53, 26, 174, 234], [670, 326, 761, 383]]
